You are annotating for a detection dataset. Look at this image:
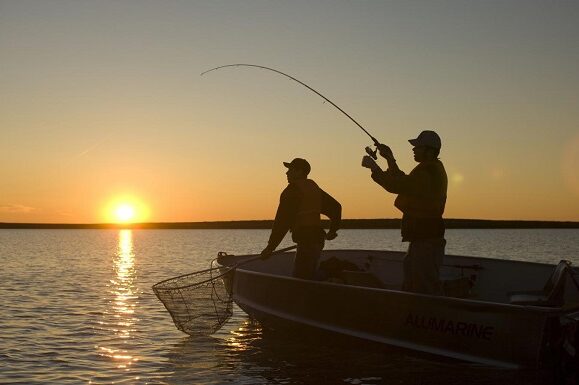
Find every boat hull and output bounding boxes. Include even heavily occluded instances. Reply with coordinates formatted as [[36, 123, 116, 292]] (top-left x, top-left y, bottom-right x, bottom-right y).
[[232, 269, 563, 368], [215, 249, 579, 368]]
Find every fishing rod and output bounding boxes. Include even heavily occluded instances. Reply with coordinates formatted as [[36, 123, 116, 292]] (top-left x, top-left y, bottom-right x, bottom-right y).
[[201, 64, 382, 159]]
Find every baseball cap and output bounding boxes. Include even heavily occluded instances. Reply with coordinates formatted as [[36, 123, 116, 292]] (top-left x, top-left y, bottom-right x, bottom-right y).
[[409, 130, 442, 150], [283, 158, 311, 175]]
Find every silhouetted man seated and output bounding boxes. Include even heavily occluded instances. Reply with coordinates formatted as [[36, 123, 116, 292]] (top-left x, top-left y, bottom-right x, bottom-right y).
[[261, 158, 341, 280]]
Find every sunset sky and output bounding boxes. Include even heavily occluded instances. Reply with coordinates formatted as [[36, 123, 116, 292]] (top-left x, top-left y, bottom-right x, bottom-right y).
[[1, 1, 578, 223]]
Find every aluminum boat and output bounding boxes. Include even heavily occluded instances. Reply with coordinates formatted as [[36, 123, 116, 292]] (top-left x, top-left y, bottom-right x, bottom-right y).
[[217, 249, 579, 368]]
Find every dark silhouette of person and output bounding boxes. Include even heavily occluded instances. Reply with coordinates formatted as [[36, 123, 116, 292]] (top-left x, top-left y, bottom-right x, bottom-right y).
[[261, 158, 342, 279], [362, 131, 448, 295]]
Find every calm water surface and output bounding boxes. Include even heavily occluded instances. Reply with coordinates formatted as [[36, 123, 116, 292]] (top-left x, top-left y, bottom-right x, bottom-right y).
[[1, 229, 578, 384]]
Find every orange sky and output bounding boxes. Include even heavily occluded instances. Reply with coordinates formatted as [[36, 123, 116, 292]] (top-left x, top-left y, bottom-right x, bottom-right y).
[[1, 1, 578, 223]]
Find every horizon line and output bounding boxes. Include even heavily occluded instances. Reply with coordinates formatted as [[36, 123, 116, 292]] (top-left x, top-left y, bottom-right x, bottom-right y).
[[1, 218, 578, 229]]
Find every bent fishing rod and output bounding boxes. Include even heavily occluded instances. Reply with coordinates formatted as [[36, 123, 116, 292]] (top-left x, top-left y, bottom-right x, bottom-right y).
[[201, 64, 382, 159]]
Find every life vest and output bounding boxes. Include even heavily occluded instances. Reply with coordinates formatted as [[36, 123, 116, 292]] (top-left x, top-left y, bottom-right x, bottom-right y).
[[394, 194, 446, 218], [293, 179, 322, 228], [394, 160, 447, 218]]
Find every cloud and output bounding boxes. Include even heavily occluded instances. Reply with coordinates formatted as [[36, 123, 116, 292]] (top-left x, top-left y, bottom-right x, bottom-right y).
[[0, 204, 37, 213], [77, 135, 111, 158]]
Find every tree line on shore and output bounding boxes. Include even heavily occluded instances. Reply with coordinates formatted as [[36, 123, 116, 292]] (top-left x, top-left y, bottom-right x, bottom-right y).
[[1, 218, 578, 229]]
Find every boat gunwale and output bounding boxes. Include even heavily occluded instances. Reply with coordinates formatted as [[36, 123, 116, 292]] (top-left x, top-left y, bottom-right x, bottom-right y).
[[219, 248, 575, 270]]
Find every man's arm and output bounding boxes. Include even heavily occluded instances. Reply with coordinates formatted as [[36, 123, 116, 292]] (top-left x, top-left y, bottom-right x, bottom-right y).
[[320, 190, 341, 239], [362, 152, 407, 194], [373, 165, 430, 195], [262, 187, 297, 256]]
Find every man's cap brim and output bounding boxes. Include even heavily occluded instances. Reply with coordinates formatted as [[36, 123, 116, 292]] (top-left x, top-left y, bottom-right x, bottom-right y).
[[408, 138, 439, 149]]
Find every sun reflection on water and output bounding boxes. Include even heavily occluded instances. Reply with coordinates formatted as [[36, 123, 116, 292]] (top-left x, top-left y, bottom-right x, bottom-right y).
[[220, 319, 263, 353], [96, 230, 139, 370]]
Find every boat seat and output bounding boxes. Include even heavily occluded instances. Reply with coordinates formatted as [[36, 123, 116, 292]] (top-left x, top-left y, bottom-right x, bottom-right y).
[[508, 260, 571, 307]]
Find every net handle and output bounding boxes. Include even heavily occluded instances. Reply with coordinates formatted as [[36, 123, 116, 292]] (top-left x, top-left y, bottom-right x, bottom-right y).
[[200, 244, 299, 288], [153, 245, 298, 291], [207, 244, 298, 282]]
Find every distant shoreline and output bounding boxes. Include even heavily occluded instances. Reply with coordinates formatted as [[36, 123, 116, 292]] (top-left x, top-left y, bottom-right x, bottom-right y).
[[1, 219, 578, 230]]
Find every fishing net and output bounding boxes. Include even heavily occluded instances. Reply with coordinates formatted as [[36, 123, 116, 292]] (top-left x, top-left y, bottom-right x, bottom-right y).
[[153, 246, 295, 336], [152, 260, 234, 336]]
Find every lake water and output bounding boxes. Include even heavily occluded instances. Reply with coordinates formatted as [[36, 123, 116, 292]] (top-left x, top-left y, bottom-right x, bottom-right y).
[[1, 228, 578, 384]]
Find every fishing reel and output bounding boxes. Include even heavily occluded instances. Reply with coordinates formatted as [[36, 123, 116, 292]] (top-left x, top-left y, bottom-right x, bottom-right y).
[[365, 146, 378, 160]]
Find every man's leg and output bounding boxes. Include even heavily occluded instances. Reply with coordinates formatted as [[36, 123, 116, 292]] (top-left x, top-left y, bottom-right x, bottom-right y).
[[402, 242, 418, 292], [403, 238, 445, 295], [293, 238, 325, 280]]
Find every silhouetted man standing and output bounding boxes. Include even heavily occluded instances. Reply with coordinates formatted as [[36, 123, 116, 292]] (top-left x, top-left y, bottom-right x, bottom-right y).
[[261, 158, 342, 280], [362, 131, 448, 295]]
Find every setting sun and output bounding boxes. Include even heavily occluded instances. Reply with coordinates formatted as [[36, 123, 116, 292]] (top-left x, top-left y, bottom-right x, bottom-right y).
[[115, 204, 135, 222], [103, 196, 150, 224]]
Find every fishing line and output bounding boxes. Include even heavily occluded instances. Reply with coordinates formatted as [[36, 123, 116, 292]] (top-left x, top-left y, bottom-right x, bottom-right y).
[[201, 64, 381, 148]]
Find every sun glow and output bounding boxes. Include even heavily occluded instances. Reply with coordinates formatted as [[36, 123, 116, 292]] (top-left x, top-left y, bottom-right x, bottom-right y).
[[115, 204, 135, 222], [104, 196, 150, 224]]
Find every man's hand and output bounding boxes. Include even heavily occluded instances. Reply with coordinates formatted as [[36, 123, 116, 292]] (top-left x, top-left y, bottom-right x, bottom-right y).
[[376, 143, 395, 162], [260, 246, 274, 260], [326, 231, 338, 241], [362, 155, 379, 171]]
